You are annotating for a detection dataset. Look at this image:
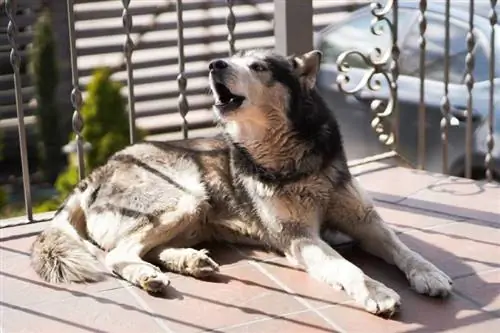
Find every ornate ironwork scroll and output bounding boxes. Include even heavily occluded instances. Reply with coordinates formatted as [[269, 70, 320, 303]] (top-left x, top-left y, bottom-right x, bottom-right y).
[[5, 0, 33, 220], [122, 0, 137, 144], [336, 0, 399, 147]]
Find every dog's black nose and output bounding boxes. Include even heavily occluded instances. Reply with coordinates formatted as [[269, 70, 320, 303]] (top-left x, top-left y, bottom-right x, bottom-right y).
[[209, 59, 228, 71]]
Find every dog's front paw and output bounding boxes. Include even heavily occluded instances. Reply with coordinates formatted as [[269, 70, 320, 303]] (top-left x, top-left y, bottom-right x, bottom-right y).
[[408, 263, 452, 297], [354, 278, 401, 317], [139, 273, 171, 293]]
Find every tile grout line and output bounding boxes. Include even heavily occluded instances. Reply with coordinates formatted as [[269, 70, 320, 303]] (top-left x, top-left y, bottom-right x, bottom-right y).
[[451, 290, 500, 319], [452, 267, 500, 281], [247, 260, 348, 333], [116, 279, 176, 333], [211, 303, 338, 332], [392, 219, 468, 236], [229, 246, 347, 333]]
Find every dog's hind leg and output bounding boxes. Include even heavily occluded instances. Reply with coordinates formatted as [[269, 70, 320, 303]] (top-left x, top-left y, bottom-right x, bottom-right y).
[[326, 178, 453, 297], [287, 234, 400, 316], [146, 247, 220, 278], [105, 233, 171, 293], [103, 210, 204, 293]]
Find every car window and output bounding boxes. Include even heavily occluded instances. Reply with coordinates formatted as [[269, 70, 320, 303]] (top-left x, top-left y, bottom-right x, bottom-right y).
[[398, 13, 488, 84], [320, 9, 415, 69]]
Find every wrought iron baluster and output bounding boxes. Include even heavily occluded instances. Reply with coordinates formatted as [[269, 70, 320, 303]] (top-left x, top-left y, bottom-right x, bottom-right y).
[[465, 0, 475, 179], [440, 0, 451, 175], [66, 0, 85, 180], [486, 0, 497, 181], [226, 0, 236, 56], [336, 0, 398, 148], [176, 0, 189, 139], [122, 0, 137, 144], [5, 0, 32, 221], [417, 0, 426, 170], [391, 0, 399, 148]]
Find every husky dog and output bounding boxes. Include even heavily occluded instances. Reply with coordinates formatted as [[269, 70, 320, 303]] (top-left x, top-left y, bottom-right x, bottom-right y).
[[31, 49, 452, 316]]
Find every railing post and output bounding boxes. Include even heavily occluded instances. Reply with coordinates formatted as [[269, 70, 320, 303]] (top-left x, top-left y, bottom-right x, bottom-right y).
[[122, 0, 137, 144], [66, 0, 85, 180], [465, 0, 475, 179], [175, 0, 189, 139], [273, 0, 313, 55], [485, 0, 497, 182], [226, 0, 236, 56], [5, 0, 33, 221], [440, 0, 451, 175]]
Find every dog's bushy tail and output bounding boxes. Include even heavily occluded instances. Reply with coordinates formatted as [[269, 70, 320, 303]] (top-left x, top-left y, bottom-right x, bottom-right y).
[[30, 191, 104, 284]]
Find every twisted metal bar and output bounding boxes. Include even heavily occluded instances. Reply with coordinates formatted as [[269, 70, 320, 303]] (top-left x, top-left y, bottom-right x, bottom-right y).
[[390, 0, 399, 147], [486, 0, 497, 181], [465, 0, 475, 179], [226, 0, 236, 56], [417, 0, 427, 170], [337, 0, 398, 147], [5, 0, 33, 221], [440, 0, 451, 175], [122, 0, 137, 144], [66, 0, 85, 179], [176, 0, 189, 139]]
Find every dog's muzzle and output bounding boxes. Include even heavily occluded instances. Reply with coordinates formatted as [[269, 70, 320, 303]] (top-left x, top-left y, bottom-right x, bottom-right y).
[[209, 59, 245, 113]]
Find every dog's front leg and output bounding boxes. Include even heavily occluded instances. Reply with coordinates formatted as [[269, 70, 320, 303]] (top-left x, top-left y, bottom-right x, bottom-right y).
[[287, 234, 400, 316], [329, 178, 453, 297]]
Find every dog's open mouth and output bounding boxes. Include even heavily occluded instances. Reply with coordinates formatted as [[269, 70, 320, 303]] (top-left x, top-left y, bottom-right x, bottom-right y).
[[213, 83, 245, 112]]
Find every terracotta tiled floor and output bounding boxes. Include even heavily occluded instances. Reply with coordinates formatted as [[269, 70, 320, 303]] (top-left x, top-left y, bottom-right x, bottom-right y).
[[1, 162, 499, 333]]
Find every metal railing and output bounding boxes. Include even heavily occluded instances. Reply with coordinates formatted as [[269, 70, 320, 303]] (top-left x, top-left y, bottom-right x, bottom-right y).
[[2, 0, 498, 222], [336, 0, 497, 180]]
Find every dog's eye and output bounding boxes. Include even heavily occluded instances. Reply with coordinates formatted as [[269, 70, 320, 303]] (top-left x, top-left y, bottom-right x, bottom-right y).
[[249, 63, 267, 72]]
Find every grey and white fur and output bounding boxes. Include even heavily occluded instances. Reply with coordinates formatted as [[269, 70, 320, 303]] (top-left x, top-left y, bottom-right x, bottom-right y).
[[31, 49, 452, 317]]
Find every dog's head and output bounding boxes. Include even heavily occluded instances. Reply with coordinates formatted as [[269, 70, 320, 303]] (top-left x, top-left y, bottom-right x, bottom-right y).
[[208, 49, 326, 144]]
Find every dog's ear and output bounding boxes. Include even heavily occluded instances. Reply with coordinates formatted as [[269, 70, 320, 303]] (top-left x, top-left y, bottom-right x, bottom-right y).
[[290, 50, 322, 89]]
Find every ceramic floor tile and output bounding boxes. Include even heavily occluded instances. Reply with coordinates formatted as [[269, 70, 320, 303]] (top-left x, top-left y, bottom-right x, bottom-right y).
[[375, 202, 463, 234], [127, 263, 306, 333], [401, 177, 500, 224], [318, 288, 497, 333], [454, 269, 500, 315], [1, 288, 166, 333], [0, 222, 46, 259], [398, 219, 500, 279], [1, 243, 123, 307], [354, 165, 444, 203], [222, 310, 342, 333]]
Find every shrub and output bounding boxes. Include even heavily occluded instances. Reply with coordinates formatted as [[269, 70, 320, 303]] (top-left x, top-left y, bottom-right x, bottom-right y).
[[55, 67, 145, 197], [0, 186, 6, 211], [29, 8, 63, 183]]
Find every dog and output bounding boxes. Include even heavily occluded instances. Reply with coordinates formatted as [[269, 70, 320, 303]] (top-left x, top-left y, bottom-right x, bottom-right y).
[[31, 49, 452, 317]]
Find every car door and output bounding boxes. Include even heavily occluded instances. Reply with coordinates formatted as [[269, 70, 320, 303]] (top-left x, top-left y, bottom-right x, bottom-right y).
[[316, 8, 417, 161]]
